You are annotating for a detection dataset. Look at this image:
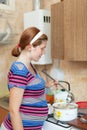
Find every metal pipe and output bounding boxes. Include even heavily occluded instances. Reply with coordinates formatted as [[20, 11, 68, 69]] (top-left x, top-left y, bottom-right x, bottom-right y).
[[32, 0, 42, 10]]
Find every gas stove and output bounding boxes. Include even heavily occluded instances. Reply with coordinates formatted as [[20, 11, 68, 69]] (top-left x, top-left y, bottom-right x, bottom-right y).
[[46, 114, 71, 128], [43, 113, 85, 130]]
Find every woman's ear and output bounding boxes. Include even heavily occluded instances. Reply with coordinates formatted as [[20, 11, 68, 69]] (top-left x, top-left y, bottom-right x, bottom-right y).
[[25, 45, 31, 51]]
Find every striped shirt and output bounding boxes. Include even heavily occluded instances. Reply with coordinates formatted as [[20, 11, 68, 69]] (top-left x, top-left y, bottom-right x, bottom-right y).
[[3, 62, 48, 130]]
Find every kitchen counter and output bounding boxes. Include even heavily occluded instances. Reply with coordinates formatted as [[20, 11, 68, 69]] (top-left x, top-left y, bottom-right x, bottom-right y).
[[0, 96, 9, 110], [67, 108, 87, 130], [68, 115, 87, 130]]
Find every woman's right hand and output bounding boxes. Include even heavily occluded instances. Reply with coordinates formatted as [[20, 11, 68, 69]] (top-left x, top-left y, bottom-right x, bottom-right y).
[[46, 80, 58, 88]]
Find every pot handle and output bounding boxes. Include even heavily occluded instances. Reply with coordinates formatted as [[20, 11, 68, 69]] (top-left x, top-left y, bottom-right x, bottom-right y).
[[58, 80, 70, 91]]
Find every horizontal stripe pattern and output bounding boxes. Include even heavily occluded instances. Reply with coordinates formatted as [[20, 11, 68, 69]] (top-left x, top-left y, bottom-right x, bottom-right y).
[[23, 88, 45, 98], [4, 62, 48, 130], [20, 105, 48, 116], [22, 95, 46, 104], [20, 112, 47, 121], [4, 116, 12, 130], [4, 116, 44, 130], [8, 71, 35, 89]]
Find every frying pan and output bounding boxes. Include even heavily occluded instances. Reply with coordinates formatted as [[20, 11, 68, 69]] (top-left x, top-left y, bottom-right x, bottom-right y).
[[76, 101, 87, 108]]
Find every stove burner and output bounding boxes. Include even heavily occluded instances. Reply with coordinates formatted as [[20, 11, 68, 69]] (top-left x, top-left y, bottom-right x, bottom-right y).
[[46, 113, 85, 128], [46, 114, 71, 128]]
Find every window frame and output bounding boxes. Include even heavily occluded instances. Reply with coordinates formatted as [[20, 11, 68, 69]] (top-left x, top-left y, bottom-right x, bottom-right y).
[[0, 0, 15, 10]]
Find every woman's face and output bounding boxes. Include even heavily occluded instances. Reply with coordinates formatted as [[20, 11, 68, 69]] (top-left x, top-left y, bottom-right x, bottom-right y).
[[31, 40, 47, 62]]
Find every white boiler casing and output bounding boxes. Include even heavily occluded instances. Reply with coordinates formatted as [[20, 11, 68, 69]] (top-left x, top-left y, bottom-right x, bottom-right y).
[[24, 9, 52, 65]]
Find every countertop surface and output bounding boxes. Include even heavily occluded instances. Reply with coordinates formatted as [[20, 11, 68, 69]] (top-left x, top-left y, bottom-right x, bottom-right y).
[[68, 108, 87, 130], [0, 96, 9, 110], [68, 115, 87, 130]]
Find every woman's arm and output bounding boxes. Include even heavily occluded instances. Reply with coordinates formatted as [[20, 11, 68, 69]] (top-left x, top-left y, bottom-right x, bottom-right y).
[[9, 87, 24, 130]]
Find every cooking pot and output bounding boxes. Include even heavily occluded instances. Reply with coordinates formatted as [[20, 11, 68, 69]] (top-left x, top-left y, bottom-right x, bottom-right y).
[[54, 89, 69, 103], [54, 81, 74, 103], [53, 102, 78, 121]]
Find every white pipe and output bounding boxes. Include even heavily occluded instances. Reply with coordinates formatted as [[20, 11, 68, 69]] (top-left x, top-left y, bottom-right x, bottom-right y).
[[32, 0, 42, 10]]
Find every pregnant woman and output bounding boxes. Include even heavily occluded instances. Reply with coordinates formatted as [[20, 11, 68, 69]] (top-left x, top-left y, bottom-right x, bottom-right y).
[[0, 27, 58, 130]]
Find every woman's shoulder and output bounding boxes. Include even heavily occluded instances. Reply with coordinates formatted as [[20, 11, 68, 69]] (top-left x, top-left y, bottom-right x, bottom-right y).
[[10, 61, 28, 75]]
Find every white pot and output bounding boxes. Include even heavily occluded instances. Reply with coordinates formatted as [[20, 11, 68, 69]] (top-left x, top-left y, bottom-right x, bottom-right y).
[[53, 102, 78, 121], [54, 89, 74, 103], [54, 89, 68, 103]]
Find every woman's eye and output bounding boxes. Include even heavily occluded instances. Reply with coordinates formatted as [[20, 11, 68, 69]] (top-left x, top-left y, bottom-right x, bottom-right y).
[[41, 48, 45, 51]]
